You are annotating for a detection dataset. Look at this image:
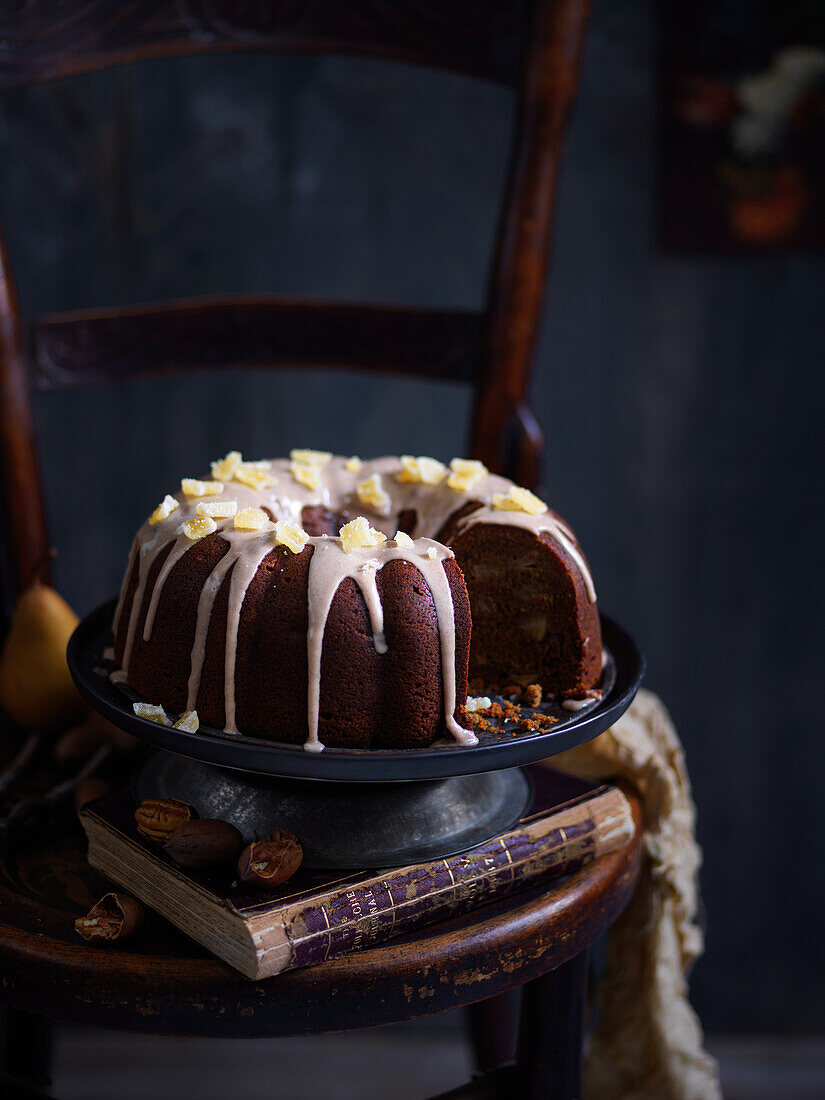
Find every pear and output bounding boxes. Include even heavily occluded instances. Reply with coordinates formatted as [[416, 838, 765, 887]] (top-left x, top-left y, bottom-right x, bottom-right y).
[[0, 579, 85, 730]]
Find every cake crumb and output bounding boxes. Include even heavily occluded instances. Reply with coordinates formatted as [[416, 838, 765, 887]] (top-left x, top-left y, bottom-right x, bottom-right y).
[[518, 714, 559, 731], [522, 683, 542, 708]]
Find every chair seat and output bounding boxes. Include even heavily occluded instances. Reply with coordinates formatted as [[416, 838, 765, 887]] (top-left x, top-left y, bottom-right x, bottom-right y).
[[0, 787, 641, 1037]]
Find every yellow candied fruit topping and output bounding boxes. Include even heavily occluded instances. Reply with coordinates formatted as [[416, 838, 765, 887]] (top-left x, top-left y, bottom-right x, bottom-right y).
[[182, 478, 224, 498], [234, 507, 271, 531], [291, 461, 322, 491], [290, 448, 332, 467], [425, 545, 438, 560], [396, 455, 447, 485], [173, 710, 200, 733], [133, 702, 170, 726], [356, 472, 391, 516], [492, 486, 548, 516], [273, 519, 309, 554], [210, 451, 243, 481], [393, 530, 414, 548], [234, 463, 275, 491], [149, 494, 179, 525], [340, 516, 387, 554], [345, 455, 363, 473], [447, 458, 488, 493], [183, 514, 218, 540], [197, 500, 238, 519]]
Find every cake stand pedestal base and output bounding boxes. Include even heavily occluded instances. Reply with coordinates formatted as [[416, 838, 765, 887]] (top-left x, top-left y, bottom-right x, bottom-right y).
[[134, 750, 532, 869]]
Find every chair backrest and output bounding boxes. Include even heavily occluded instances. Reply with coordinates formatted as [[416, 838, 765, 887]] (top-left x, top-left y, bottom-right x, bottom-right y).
[[0, 0, 591, 602]]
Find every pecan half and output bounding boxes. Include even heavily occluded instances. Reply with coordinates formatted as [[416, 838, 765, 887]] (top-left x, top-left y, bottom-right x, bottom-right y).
[[75, 893, 144, 943], [163, 819, 243, 868], [237, 830, 303, 888], [134, 797, 195, 842]]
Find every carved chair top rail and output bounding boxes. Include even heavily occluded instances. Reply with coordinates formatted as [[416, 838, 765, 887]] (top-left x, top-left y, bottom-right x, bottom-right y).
[[0, 0, 530, 92], [0, 0, 593, 596]]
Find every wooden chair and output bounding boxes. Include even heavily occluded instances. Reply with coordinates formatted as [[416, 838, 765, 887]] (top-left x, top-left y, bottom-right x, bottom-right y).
[[0, 3, 643, 1098]]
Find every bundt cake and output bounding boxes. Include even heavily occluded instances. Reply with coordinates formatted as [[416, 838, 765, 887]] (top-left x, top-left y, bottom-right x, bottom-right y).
[[112, 452, 601, 751]]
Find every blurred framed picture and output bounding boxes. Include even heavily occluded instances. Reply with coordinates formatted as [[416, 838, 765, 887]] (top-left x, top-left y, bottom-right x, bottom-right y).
[[659, 1, 825, 250]]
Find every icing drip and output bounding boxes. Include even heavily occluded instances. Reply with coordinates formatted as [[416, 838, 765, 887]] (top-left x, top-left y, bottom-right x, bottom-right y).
[[113, 454, 595, 748], [303, 537, 475, 753]]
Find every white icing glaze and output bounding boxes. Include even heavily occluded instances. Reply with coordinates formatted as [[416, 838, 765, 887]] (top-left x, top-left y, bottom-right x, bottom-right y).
[[303, 536, 476, 753], [113, 455, 595, 749]]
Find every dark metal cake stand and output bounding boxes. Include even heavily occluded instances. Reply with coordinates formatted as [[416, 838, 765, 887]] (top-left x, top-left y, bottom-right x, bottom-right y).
[[68, 601, 645, 869]]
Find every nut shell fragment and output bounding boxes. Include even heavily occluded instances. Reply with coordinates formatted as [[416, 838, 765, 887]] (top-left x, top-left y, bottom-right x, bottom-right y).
[[237, 830, 303, 888], [75, 892, 144, 943]]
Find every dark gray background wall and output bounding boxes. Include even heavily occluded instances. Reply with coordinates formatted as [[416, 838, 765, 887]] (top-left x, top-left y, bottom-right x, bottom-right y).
[[1, 0, 821, 1031]]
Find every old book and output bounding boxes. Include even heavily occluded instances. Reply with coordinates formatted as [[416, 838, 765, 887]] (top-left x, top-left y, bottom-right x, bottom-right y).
[[80, 767, 634, 980]]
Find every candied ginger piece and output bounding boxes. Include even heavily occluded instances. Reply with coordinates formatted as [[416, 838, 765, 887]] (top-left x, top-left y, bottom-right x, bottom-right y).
[[396, 455, 447, 485], [149, 494, 179, 525], [356, 472, 391, 516], [393, 530, 414, 548], [234, 463, 275, 490], [425, 546, 439, 560], [183, 514, 218, 540], [234, 507, 271, 531], [447, 458, 488, 492], [197, 500, 238, 519], [273, 519, 309, 554], [133, 702, 171, 726], [182, 478, 224, 498], [465, 696, 492, 713], [340, 516, 387, 554], [210, 451, 243, 481], [345, 455, 363, 473], [173, 710, 200, 733], [291, 461, 322, 491], [290, 448, 332, 467], [492, 486, 548, 515]]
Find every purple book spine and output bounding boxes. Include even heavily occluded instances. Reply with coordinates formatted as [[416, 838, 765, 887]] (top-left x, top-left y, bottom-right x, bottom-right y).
[[285, 819, 595, 970]]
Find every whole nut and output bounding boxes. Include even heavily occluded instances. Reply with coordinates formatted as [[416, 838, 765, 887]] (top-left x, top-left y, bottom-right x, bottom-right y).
[[74, 777, 111, 813], [75, 892, 144, 943], [163, 819, 243, 868], [237, 830, 303, 888], [85, 711, 141, 755], [54, 723, 110, 764], [134, 797, 195, 842]]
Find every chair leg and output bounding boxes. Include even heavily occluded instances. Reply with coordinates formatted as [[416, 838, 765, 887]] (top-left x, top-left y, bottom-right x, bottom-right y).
[[466, 988, 520, 1072], [0, 1008, 53, 1092], [516, 951, 588, 1100]]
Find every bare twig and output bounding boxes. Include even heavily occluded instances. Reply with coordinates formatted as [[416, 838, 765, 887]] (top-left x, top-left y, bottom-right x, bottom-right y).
[[0, 731, 44, 802], [0, 744, 112, 839]]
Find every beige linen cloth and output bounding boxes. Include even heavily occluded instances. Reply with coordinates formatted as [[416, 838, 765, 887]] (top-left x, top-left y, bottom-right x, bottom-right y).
[[551, 687, 722, 1100]]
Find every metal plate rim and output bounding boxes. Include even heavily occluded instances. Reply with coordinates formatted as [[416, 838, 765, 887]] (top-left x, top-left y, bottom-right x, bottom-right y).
[[68, 600, 645, 783]]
